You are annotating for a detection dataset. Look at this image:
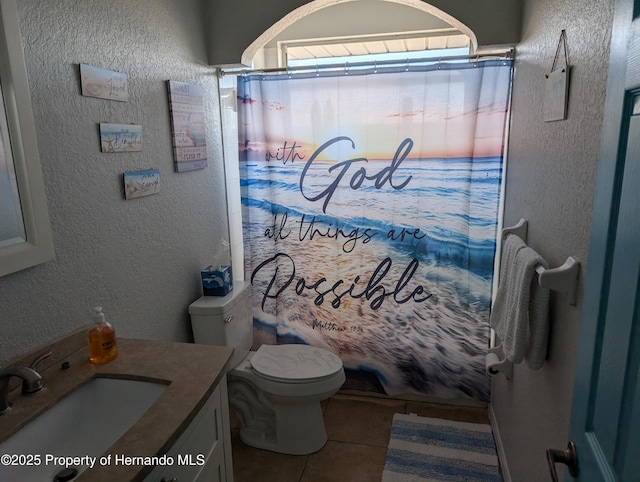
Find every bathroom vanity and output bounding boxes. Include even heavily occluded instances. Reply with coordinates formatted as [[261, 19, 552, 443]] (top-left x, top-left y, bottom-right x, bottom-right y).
[[143, 377, 231, 481], [0, 328, 234, 481]]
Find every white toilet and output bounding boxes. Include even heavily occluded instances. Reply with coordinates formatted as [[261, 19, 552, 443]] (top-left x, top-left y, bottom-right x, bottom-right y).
[[189, 281, 345, 455]]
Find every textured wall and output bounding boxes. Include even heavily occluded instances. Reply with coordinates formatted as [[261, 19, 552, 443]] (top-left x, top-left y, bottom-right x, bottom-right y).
[[203, 0, 522, 66], [491, 0, 614, 480], [0, 0, 227, 364]]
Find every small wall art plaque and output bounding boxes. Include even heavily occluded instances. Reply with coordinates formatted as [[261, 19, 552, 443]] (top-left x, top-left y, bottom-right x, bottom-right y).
[[100, 123, 143, 153], [123, 169, 160, 200], [167, 80, 208, 172], [80, 64, 129, 102], [543, 30, 571, 122]]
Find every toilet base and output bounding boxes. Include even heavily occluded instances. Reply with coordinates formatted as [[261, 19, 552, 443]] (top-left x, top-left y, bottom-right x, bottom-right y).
[[238, 400, 328, 455], [228, 377, 332, 455]]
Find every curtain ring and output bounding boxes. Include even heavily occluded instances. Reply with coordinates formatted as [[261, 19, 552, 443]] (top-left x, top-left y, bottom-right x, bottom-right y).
[[345, 62, 349, 75], [405, 58, 409, 71], [374, 60, 378, 74], [316, 64, 319, 77]]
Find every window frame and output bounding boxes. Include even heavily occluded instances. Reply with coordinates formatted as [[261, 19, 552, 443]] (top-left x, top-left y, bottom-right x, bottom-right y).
[[278, 28, 471, 67]]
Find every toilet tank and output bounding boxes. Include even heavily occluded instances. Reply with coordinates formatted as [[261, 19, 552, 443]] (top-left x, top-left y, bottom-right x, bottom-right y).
[[189, 280, 253, 369]]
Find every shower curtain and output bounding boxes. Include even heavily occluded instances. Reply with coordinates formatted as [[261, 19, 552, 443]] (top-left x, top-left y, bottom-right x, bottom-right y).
[[238, 59, 512, 402]]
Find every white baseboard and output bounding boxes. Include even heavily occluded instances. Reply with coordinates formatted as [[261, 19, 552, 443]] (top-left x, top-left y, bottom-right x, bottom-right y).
[[489, 403, 512, 482]]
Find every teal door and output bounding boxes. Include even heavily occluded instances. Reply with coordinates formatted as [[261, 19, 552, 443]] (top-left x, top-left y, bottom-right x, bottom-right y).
[[558, 1, 640, 480]]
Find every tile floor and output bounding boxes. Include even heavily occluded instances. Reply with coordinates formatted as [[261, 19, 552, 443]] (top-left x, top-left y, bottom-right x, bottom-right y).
[[230, 393, 489, 482]]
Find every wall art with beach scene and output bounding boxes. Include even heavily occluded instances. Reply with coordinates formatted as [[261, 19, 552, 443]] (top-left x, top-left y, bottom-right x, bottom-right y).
[[167, 80, 208, 172], [123, 169, 160, 200], [100, 123, 142, 153], [80, 64, 129, 102]]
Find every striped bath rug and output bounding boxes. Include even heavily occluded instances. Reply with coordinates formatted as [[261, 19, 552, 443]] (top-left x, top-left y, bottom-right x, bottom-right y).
[[382, 413, 501, 481]]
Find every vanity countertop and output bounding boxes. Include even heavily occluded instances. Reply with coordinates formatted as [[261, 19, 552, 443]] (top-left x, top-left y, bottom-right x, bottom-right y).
[[0, 330, 233, 481]]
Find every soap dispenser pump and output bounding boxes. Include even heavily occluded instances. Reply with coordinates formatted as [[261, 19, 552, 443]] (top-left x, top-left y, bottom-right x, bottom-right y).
[[87, 306, 118, 364]]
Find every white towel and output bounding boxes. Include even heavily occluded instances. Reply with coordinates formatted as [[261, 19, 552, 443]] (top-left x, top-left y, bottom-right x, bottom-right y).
[[490, 234, 550, 369]]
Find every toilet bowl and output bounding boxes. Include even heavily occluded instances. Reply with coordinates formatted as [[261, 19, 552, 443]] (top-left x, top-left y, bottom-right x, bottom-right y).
[[189, 281, 345, 455]]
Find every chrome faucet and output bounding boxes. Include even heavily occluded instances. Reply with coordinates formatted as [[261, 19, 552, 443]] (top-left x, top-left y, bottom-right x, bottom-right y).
[[0, 351, 51, 414]]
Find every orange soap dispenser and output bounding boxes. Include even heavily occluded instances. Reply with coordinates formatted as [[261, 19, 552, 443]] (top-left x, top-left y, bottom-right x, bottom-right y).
[[87, 306, 118, 364]]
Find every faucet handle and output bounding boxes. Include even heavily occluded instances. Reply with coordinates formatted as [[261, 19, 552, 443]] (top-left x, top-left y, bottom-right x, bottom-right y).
[[23, 351, 51, 394], [29, 350, 52, 371]]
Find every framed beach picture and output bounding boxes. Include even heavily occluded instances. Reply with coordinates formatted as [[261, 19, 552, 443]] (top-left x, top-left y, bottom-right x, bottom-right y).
[[100, 123, 143, 153], [80, 64, 129, 102], [167, 80, 208, 172], [123, 169, 160, 200]]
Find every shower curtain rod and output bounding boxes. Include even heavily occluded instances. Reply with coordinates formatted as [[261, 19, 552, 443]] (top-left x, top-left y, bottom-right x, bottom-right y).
[[218, 49, 513, 77]]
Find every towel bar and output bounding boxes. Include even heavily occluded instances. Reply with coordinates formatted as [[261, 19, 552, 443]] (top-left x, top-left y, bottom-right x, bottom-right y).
[[502, 219, 581, 306]]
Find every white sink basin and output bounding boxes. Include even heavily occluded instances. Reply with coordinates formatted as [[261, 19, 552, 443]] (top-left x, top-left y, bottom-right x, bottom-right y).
[[0, 377, 167, 482]]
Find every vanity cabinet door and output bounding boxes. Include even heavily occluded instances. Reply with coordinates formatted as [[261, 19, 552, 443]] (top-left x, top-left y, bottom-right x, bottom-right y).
[[145, 375, 232, 482]]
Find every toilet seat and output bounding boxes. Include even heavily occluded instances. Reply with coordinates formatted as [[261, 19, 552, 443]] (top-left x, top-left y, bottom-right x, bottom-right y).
[[250, 344, 343, 383], [231, 353, 345, 396]]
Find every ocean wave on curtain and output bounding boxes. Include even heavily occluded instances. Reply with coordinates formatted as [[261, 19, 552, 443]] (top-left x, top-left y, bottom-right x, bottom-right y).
[[238, 59, 513, 403]]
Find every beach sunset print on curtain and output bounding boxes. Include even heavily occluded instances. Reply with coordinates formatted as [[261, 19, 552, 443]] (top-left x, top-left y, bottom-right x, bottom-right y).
[[238, 61, 512, 402]]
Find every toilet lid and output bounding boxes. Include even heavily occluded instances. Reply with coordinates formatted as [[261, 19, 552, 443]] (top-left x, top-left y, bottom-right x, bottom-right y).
[[251, 345, 343, 382]]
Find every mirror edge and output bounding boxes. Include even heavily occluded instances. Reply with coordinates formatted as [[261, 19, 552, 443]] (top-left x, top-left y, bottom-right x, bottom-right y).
[[0, 0, 54, 277]]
